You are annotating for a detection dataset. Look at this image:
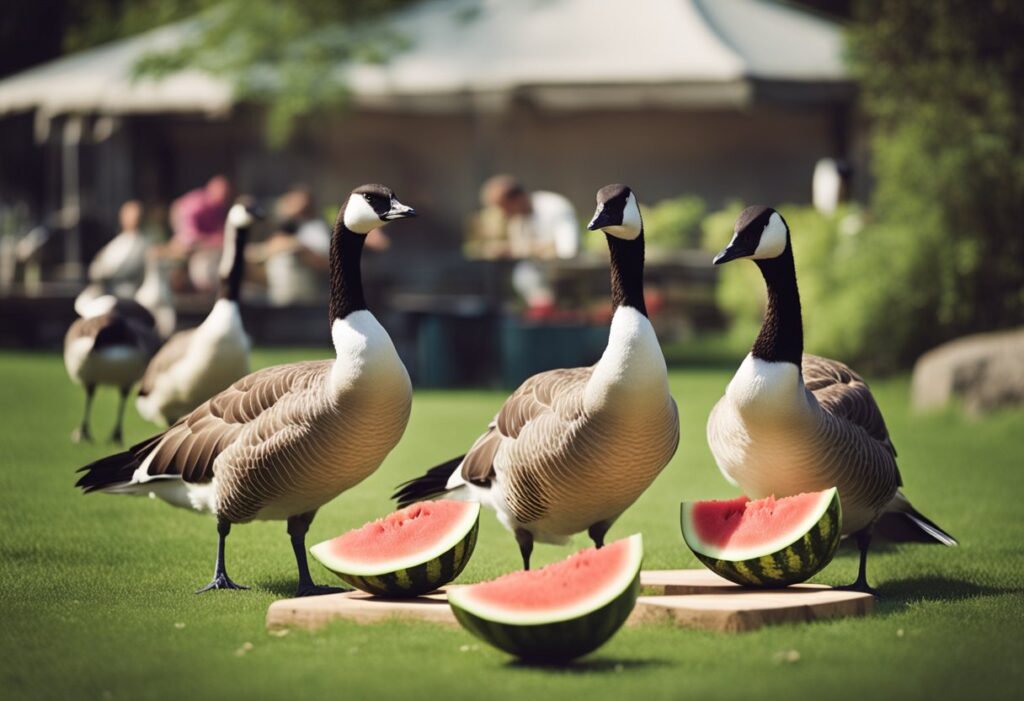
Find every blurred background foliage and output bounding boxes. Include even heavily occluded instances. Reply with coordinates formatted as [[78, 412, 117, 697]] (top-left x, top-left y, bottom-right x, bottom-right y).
[[0, 0, 417, 144], [841, 0, 1024, 369], [702, 0, 1024, 373]]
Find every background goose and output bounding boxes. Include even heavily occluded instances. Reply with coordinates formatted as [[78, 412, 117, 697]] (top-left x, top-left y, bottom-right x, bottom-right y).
[[64, 296, 160, 444], [75, 184, 416, 596], [707, 206, 956, 593], [135, 198, 262, 426], [134, 253, 177, 339], [395, 184, 679, 569]]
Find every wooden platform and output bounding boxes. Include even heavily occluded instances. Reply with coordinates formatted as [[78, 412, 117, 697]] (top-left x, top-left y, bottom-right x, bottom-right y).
[[266, 570, 874, 634]]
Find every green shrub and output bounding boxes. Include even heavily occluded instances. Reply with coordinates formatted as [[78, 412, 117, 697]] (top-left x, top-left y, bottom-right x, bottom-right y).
[[642, 194, 707, 252], [710, 1, 1024, 373]]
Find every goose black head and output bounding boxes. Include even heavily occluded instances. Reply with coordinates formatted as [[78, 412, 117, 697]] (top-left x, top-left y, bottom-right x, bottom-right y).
[[587, 184, 642, 240], [226, 196, 266, 230], [342, 184, 416, 234], [713, 205, 789, 265]]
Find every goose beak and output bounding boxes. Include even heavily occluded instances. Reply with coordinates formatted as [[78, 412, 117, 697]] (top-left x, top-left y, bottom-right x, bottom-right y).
[[246, 203, 267, 220], [587, 207, 614, 231], [713, 235, 748, 265], [383, 200, 416, 221]]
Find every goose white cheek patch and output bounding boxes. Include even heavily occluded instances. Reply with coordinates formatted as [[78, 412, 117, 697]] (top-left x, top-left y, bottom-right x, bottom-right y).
[[752, 212, 788, 259], [343, 195, 384, 234], [603, 193, 643, 240]]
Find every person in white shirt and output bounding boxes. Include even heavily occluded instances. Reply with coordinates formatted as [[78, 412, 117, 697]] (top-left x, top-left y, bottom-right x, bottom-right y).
[[260, 187, 331, 306], [469, 175, 582, 313], [476, 175, 580, 260], [87, 200, 150, 297]]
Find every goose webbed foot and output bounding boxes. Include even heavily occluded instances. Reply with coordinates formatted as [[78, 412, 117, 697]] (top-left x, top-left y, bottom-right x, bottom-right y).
[[108, 428, 123, 446], [295, 583, 349, 598], [71, 425, 93, 443], [837, 528, 878, 597], [73, 385, 96, 443], [197, 517, 247, 593], [288, 511, 347, 596], [196, 572, 250, 594], [835, 579, 878, 597]]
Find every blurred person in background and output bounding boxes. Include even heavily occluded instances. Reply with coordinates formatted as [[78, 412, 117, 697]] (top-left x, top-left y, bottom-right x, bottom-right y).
[[467, 175, 580, 317], [256, 186, 330, 306], [85, 199, 150, 298], [470, 174, 580, 260], [169, 175, 232, 293]]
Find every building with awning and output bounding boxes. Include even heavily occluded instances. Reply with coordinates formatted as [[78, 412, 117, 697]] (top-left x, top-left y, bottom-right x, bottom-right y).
[[0, 0, 854, 245], [0, 0, 856, 376]]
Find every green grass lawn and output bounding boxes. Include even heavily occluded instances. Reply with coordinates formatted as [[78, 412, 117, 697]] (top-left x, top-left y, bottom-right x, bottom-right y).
[[1, 348, 1022, 700]]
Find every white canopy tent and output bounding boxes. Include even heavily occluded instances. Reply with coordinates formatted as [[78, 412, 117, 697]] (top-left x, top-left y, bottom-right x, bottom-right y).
[[0, 0, 848, 120]]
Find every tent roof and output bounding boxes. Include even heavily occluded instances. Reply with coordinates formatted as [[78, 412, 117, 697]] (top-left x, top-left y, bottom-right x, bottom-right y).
[[0, 0, 849, 118]]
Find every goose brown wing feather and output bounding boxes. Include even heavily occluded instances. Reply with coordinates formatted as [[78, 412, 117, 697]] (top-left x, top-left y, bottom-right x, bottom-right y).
[[144, 360, 330, 484], [803, 354, 898, 460], [462, 367, 591, 487]]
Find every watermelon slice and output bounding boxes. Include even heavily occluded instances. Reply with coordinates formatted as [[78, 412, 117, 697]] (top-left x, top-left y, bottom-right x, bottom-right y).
[[448, 534, 642, 661], [680, 488, 841, 587], [310, 500, 480, 597]]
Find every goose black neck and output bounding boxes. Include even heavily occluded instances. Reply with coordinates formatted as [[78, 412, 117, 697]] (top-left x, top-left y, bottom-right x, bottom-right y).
[[606, 230, 647, 317], [217, 227, 248, 301], [752, 243, 803, 366], [328, 215, 367, 323]]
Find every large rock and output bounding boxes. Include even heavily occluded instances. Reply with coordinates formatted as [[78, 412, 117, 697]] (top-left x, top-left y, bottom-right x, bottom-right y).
[[911, 328, 1024, 415]]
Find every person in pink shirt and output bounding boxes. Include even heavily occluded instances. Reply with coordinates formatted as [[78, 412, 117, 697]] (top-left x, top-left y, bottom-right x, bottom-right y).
[[170, 175, 232, 251]]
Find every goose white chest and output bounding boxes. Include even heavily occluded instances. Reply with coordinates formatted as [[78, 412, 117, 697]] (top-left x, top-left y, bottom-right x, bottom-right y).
[[708, 354, 824, 501], [176, 300, 250, 397], [513, 307, 679, 540], [247, 311, 411, 520]]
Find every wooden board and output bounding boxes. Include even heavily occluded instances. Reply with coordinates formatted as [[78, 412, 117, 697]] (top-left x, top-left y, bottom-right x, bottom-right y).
[[641, 569, 838, 595], [267, 589, 459, 631], [631, 589, 874, 633], [267, 570, 874, 633]]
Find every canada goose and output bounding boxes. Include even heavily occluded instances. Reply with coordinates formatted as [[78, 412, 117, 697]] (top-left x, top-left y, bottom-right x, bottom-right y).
[[395, 184, 679, 569], [134, 253, 176, 339], [64, 296, 160, 444], [75, 184, 416, 596], [136, 198, 262, 426], [707, 206, 956, 593], [86, 200, 149, 298]]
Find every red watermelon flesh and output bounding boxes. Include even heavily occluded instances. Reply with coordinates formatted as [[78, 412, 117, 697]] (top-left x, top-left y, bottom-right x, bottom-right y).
[[322, 500, 477, 566], [455, 535, 642, 621], [690, 491, 833, 552]]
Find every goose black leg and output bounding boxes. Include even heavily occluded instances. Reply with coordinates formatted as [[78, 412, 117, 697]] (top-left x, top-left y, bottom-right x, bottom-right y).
[[514, 528, 534, 570], [838, 529, 878, 596], [109, 386, 130, 445], [588, 519, 615, 549], [288, 511, 348, 597], [71, 384, 95, 443], [196, 516, 249, 593]]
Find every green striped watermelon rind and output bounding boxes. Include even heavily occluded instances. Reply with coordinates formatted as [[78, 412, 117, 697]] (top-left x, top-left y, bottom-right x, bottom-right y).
[[680, 488, 842, 588], [310, 504, 481, 597], [447, 534, 643, 661]]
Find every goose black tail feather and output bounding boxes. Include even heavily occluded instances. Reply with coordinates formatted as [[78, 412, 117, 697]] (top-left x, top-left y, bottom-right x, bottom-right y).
[[875, 508, 958, 546], [392, 455, 464, 508], [75, 433, 163, 493]]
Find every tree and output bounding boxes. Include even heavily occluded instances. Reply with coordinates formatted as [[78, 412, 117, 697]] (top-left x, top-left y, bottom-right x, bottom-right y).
[[133, 0, 418, 144], [845, 0, 1024, 365]]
